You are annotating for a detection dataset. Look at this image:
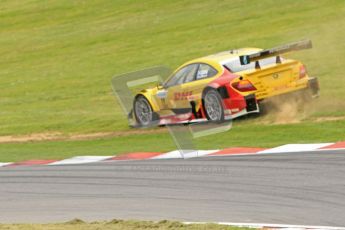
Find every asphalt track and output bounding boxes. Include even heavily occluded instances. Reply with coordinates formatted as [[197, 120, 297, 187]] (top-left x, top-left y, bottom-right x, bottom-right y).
[[0, 150, 345, 226]]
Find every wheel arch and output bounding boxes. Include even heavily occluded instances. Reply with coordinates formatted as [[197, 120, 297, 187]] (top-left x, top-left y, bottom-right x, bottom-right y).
[[202, 86, 218, 97], [201, 86, 219, 108], [133, 93, 160, 126], [134, 92, 160, 112], [201, 86, 225, 121]]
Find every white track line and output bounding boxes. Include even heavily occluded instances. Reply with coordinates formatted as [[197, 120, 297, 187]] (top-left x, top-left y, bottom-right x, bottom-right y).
[[49, 156, 113, 165], [184, 150, 218, 158], [258, 143, 333, 154], [204, 152, 262, 158], [152, 150, 218, 159], [183, 222, 345, 230], [151, 150, 185, 159], [0, 162, 12, 167]]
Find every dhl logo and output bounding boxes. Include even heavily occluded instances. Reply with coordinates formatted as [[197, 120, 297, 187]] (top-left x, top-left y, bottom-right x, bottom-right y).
[[174, 91, 192, 100]]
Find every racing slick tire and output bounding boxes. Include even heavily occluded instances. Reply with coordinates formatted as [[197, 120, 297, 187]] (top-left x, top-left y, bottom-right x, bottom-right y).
[[202, 88, 225, 122], [133, 95, 159, 127]]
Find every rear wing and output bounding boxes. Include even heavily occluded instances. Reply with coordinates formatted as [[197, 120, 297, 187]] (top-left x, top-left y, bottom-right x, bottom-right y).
[[239, 40, 312, 65]]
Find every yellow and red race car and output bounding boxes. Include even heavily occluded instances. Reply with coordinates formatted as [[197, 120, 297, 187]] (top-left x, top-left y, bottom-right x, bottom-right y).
[[131, 40, 319, 126]]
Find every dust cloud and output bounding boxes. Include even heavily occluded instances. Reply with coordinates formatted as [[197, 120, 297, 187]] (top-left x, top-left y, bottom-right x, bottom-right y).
[[259, 91, 314, 124]]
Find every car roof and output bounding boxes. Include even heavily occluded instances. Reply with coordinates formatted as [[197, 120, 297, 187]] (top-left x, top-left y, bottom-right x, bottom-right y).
[[185, 47, 263, 66]]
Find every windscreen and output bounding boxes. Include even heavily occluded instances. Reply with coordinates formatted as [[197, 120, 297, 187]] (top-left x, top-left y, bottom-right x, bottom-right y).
[[224, 56, 279, 73]]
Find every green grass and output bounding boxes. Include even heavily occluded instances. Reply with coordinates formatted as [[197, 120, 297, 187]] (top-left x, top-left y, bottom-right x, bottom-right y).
[[0, 0, 345, 162], [1, 119, 344, 162], [0, 219, 250, 230], [1, 0, 345, 135]]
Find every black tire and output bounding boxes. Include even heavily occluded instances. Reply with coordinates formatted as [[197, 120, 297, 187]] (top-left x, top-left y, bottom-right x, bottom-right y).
[[202, 88, 225, 121], [133, 95, 158, 126]]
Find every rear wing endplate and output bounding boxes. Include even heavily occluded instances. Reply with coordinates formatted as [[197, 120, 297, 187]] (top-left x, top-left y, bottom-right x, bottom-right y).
[[239, 40, 312, 65]]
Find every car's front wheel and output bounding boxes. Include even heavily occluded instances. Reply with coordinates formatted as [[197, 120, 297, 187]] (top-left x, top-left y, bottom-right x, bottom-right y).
[[133, 95, 156, 126], [203, 89, 224, 121]]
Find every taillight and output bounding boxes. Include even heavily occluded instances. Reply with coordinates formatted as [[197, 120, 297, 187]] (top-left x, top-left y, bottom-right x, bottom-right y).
[[299, 65, 307, 79], [232, 79, 257, 92]]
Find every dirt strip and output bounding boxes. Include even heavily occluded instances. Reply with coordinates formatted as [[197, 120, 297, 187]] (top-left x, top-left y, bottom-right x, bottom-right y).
[[0, 129, 167, 144], [1, 116, 344, 144]]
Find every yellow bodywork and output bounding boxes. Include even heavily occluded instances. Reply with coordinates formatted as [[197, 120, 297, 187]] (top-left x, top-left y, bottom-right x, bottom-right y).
[[137, 48, 311, 113]]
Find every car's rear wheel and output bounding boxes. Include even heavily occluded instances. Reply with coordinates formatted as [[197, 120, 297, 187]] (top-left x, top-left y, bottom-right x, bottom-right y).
[[133, 95, 155, 126], [203, 89, 224, 121]]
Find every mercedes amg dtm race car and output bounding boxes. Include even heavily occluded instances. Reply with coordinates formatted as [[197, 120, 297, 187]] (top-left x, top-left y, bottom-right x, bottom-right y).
[[130, 40, 319, 126]]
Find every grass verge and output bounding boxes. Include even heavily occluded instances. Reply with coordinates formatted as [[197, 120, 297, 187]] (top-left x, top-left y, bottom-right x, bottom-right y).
[[1, 1, 345, 161], [1, 0, 345, 135], [0, 219, 251, 230], [1, 119, 344, 162]]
